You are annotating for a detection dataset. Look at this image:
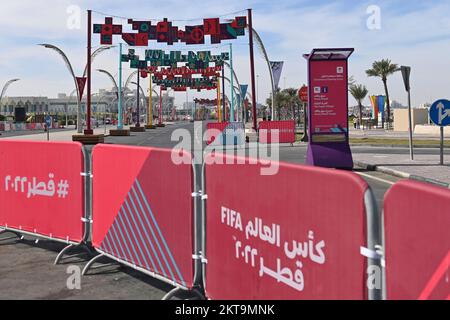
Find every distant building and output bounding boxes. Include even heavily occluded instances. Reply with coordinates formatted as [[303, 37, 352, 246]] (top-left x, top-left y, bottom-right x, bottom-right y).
[[391, 100, 406, 109], [0, 87, 174, 116]]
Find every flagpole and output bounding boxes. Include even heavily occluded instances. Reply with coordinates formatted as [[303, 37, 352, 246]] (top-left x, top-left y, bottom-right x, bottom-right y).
[[229, 43, 235, 122], [217, 79, 222, 123], [148, 70, 153, 128], [159, 86, 163, 126], [85, 9, 93, 135], [222, 67, 226, 122], [118, 43, 123, 130], [248, 8, 258, 130]]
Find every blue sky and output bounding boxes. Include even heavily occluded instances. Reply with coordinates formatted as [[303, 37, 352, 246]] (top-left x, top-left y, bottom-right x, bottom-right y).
[[1, 0, 450, 107]]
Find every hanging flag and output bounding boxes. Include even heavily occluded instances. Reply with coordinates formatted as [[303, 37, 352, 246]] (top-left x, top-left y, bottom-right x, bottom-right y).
[[377, 95, 386, 114], [369, 95, 378, 120], [76, 77, 87, 100], [270, 61, 284, 89], [240, 85, 248, 100]]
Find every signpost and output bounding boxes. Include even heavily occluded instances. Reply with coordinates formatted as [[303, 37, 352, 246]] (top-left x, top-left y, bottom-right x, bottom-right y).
[[45, 115, 52, 141], [400, 66, 414, 160], [429, 99, 450, 165], [303, 48, 354, 169], [298, 85, 308, 142]]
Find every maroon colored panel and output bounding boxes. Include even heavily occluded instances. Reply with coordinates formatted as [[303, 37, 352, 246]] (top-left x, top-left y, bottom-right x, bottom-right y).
[[0, 141, 85, 243], [92, 145, 194, 289], [384, 180, 450, 300], [204, 18, 220, 35], [205, 153, 370, 300]]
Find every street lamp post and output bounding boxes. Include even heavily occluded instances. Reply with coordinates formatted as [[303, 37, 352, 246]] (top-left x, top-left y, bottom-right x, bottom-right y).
[[0, 79, 20, 114], [130, 78, 146, 132], [39, 43, 114, 134], [400, 66, 414, 161]]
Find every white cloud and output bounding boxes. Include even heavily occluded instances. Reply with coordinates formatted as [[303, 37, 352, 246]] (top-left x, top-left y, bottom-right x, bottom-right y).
[[0, 0, 449, 108]]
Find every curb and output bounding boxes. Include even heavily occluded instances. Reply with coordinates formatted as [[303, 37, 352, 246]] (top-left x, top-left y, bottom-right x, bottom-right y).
[[350, 143, 446, 149], [354, 160, 450, 188]]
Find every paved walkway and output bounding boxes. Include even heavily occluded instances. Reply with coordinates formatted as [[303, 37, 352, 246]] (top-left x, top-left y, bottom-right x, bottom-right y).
[[353, 151, 450, 187], [0, 126, 118, 141], [349, 128, 450, 139]]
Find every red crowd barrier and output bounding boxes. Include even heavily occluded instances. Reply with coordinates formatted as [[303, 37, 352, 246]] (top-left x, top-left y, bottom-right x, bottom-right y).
[[384, 180, 450, 300], [259, 120, 296, 144], [206, 122, 229, 145], [204, 153, 378, 300], [0, 140, 85, 243], [92, 145, 195, 289]]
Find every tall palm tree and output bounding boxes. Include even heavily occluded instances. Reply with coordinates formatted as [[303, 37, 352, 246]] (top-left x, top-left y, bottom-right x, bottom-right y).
[[366, 59, 398, 129], [349, 84, 369, 129], [266, 88, 284, 119], [284, 88, 301, 122]]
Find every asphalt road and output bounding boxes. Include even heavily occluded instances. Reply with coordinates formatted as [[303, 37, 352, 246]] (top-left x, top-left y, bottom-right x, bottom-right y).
[[0, 121, 434, 300], [104, 122, 403, 209]]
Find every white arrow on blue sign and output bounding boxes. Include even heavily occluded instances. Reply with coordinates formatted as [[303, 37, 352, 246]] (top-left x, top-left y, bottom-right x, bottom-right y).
[[429, 99, 450, 127], [45, 115, 52, 127]]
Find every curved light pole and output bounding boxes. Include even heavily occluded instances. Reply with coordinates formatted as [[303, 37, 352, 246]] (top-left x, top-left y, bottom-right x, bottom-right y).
[[125, 70, 139, 91], [124, 96, 137, 125], [222, 75, 243, 121], [97, 69, 120, 125], [39, 44, 114, 133], [96, 69, 119, 98], [0, 79, 20, 114], [131, 81, 147, 125], [246, 27, 276, 121]]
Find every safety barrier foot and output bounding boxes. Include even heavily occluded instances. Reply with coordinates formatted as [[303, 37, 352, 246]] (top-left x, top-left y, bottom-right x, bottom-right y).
[[82, 253, 106, 276], [0, 230, 23, 243], [162, 287, 205, 301], [54, 243, 96, 265], [54, 244, 75, 265]]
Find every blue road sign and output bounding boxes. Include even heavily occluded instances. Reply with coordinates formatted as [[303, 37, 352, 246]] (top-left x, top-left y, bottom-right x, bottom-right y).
[[429, 99, 450, 127], [45, 115, 52, 128]]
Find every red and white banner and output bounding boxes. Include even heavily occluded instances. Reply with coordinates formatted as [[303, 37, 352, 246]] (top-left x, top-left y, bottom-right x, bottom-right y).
[[92, 145, 194, 288], [0, 141, 85, 243], [384, 180, 450, 300], [206, 122, 229, 145], [259, 120, 296, 144], [206, 122, 245, 146], [205, 153, 370, 300]]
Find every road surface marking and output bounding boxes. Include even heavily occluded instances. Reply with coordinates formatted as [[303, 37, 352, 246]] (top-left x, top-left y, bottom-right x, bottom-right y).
[[356, 172, 395, 185]]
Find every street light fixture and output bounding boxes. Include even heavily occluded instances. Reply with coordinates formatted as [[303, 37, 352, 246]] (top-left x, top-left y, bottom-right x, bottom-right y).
[[131, 81, 147, 126], [0, 79, 20, 115], [39, 44, 114, 133]]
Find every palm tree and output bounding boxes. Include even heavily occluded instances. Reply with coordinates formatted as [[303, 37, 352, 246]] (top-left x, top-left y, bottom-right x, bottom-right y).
[[366, 59, 398, 129], [266, 88, 284, 120], [284, 88, 301, 122], [349, 84, 368, 129]]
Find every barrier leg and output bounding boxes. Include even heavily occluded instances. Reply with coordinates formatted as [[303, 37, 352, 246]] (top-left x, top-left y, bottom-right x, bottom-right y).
[[54, 244, 74, 265], [162, 287, 184, 301], [54, 243, 95, 265], [162, 287, 205, 301], [82, 253, 106, 276], [364, 188, 383, 300], [0, 230, 23, 242]]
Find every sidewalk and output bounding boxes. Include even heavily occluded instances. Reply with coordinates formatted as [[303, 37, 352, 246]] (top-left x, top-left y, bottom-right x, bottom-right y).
[[0, 126, 116, 142], [349, 128, 450, 139], [353, 152, 450, 188]]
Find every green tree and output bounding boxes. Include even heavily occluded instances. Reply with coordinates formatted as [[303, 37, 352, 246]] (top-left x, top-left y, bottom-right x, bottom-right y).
[[349, 84, 369, 129], [366, 59, 398, 129], [284, 88, 301, 122], [266, 88, 286, 120], [266, 88, 301, 120]]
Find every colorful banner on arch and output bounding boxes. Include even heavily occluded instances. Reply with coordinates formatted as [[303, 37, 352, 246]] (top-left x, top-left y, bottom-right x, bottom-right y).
[[94, 16, 247, 46]]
